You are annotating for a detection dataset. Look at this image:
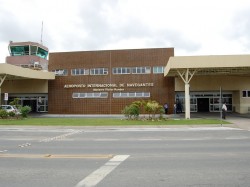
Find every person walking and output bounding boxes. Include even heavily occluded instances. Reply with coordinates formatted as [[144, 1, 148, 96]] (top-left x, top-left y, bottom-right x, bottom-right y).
[[164, 103, 168, 114], [222, 103, 227, 119]]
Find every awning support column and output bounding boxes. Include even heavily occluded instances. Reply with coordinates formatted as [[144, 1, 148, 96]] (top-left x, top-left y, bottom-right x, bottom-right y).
[[0, 74, 7, 105], [177, 69, 196, 119]]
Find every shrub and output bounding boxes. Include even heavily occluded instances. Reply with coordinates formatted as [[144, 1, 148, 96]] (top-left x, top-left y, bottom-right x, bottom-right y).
[[8, 111, 16, 117], [145, 100, 159, 119], [158, 106, 165, 119], [122, 104, 140, 120], [20, 106, 31, 118], [122, 100, 165, 121], [9, 98, 21, 109], [0, 109, 9, 119]]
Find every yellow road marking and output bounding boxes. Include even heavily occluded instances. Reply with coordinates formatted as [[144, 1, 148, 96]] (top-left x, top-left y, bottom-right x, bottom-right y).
[[0, 154, 113, 159]]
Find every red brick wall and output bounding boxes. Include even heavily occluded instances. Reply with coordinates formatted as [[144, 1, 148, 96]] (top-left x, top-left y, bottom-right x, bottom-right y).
[[48, 48, 175, 114]]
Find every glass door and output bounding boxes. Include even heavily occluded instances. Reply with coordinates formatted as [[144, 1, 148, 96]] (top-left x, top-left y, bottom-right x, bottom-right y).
[[37, 97, 48, 112]]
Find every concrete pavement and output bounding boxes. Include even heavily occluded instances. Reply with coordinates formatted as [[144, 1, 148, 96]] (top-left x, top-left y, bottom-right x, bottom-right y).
[[187, 112, 250, 131]]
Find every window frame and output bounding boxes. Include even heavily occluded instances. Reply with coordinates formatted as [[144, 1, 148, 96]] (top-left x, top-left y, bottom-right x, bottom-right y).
[[131, 67, 151, 74], [71, 68, 89, 75], [72, 92, 108, 98], [90, 68, 108, 75], [153, 66, 164, 74], [52, 69, 68, 76], [113, 92, 150, 98], [113, 67, 131, 74]]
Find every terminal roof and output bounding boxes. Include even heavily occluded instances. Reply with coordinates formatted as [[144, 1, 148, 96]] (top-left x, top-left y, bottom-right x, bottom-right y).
[[0, 63, 55, 80], [164, 55, 250, 76]]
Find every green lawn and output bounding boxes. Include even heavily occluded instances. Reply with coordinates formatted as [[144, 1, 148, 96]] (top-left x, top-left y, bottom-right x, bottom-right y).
[[0, 117, 230, 126]]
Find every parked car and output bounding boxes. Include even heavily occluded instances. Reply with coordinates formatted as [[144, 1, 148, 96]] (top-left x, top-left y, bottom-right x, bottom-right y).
[[0, 105, 20, 114]]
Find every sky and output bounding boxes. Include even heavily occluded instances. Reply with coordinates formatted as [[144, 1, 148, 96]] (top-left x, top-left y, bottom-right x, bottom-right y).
[[1, 0, 250, 63]]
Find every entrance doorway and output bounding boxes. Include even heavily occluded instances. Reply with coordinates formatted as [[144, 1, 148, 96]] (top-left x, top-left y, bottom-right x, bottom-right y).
[[197, 98, 209, 112], [9, 94, 48, 113], [176, 92, 233, 113], [23, 100, 36, 112]]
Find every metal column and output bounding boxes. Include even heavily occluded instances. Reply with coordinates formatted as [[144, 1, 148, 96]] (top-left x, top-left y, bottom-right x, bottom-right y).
[[177, 69, 196, 119], [0, 74, 7, 105]]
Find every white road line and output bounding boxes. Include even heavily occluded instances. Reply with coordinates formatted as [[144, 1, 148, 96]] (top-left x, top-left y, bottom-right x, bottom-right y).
[[83, 127, 241, 132], [18, 143, 31, 148], [39, 130, 83, 142], [75, 155, 130, 187]]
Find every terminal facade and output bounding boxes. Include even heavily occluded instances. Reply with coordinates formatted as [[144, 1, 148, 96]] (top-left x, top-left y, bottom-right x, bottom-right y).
[[1, 41, 250, 115], [48, 48, 175, 114]]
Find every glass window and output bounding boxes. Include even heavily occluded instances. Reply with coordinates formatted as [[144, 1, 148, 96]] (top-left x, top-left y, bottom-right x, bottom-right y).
[[113, 93, 120, 98], [71, 68, 89, 75], [30, 45, 37, 55], [90, 68, 108, 75], [72, 93, 79, 98], [131, 67, 151, 74], [121, 93, 127, 97], [242, 90, 250, 97], [113, 92, 150, 98], [136, 92, 143, 97], [10, 46, 29, 56], [243, 91, 247, 97], [113, 67, 131, 74], [37, 47, 48, 59], [72, 92, 108, 98], [52, 69, 68, 76], [153, 66, 164, 74], [129, 93, 135, 97], [80, 93, 85, 98], [100, 92, 108, 97]]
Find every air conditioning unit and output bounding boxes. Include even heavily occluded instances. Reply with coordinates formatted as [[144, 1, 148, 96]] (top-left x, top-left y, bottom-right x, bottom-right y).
[[34, 62, 39, 67]]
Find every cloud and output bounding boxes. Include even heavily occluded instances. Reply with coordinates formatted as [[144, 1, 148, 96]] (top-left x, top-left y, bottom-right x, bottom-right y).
[[47, 0, 200, 54], [228, 8, 250, 50], [0, 0, 250, 63]]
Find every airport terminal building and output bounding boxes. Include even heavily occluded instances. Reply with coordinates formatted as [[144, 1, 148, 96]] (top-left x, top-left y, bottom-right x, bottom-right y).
[[48, 48, 175, 114], [1, 41, 250, 117]]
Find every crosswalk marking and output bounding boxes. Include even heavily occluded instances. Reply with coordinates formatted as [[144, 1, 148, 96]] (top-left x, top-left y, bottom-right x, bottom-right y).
[[75, 155, 130, 187]]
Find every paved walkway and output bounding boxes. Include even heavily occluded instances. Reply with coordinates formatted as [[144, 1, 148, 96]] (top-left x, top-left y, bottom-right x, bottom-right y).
[[184, 112, 250, 131], [225, 117, 250, 131]]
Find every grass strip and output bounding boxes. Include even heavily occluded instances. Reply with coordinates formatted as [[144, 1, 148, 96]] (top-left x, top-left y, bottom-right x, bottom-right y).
[[0, 117, 230, 126]]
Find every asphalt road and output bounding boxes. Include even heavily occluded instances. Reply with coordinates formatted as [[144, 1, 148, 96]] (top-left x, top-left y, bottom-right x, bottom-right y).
[[0, 126, 250, 187]]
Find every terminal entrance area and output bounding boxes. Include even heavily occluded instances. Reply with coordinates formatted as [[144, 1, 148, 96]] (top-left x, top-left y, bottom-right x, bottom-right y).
[[197, 98, 209, 112], [8, 94, 48, 112], [176, 92, 232, 112]]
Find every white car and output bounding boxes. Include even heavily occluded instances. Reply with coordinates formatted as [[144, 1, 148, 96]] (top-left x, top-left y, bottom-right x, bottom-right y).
[[0, 105, 20, 114]]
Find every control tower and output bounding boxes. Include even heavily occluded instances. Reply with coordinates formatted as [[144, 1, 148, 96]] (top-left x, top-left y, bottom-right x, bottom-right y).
[[6, 41, 49, 70]]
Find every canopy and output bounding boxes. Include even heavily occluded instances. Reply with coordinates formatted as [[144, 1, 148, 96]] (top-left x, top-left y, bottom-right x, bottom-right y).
[[164, 54, 250, 119], [0, 63, 55, 82], [164, 55, 250, 77]]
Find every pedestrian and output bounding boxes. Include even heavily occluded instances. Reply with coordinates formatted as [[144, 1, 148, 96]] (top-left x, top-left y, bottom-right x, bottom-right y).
[[164, 103, 168, 114], [174, 103, 176, 114], [222, 103, 227, 119]]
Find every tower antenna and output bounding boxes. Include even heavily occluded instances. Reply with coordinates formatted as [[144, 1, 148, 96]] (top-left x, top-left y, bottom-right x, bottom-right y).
[[40, 21, 43, 44]]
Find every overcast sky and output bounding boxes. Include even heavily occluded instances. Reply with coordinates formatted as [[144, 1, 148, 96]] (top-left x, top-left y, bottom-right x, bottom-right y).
[[1, 0, 250, 63]]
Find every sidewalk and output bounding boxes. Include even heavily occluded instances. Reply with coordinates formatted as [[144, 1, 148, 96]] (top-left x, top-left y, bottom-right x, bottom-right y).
[[189, 112, 250, 131], [225, 117, 250, 131]]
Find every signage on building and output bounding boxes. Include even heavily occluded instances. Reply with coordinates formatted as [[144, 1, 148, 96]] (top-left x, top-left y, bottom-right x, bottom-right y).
[[64, 82, 154, 92], [4, 93, 8, 101], [64, 82, 154, 89]]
